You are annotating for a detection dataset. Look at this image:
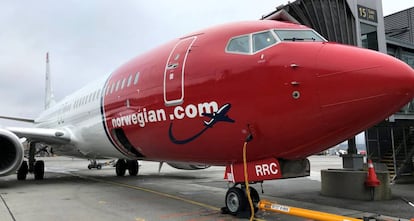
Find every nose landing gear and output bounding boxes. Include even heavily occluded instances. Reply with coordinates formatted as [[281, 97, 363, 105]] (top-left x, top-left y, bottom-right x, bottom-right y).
[[222, 184, 260, 218]]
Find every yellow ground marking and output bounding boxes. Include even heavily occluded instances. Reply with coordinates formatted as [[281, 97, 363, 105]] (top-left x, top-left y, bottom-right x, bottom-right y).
[[75, 174, 220, 211], [71, 173, 266, 221]]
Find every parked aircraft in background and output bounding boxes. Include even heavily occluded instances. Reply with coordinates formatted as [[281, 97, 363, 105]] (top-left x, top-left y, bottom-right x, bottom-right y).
[[1, 20, 414, 216]]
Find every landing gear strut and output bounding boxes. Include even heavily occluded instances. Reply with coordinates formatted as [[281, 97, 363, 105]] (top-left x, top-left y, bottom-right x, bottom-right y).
[[223, 184, 260, 217], [115, 159, 139, 176], [17, 142, 45, 180]]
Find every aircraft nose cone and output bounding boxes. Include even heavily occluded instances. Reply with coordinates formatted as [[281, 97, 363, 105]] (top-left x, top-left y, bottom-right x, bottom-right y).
[[316, 43, 414, 131], [381, 54, 414, 99], [369, 52, 414, 104], [317, 43, 414, 109]]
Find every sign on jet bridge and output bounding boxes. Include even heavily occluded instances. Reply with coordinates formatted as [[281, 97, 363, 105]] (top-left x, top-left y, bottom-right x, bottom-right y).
[[357, 5, 378, 23]]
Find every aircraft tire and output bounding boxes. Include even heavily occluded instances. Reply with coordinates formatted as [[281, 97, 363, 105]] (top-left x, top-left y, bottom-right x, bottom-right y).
[[225, 187, 246, 215], [127, 160, 139, 176], [17, 161, 28, 181], [115, 159, 127, 176], [97, 164, 102, 170], [34, 160, 45, 180]]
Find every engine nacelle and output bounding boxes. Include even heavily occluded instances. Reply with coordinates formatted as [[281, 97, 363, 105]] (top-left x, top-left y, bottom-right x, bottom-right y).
[[167, 162, 210, 170], [0, 129, 24, 176]]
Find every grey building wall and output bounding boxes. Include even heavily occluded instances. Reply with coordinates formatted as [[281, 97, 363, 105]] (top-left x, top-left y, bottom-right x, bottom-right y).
[[385, 7, 414, 114], [385, 7, 414, 44]]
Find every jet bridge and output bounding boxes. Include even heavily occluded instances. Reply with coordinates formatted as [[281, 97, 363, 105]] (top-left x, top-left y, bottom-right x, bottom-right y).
[[264, 1, 414, 184]]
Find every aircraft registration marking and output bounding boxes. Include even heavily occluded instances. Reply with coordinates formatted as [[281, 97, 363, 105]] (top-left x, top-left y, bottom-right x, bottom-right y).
[[255, 162, 279, 177]]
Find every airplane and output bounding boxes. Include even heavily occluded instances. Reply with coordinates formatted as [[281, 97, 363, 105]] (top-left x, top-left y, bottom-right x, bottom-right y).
[[1, 19, 414, 217], [203, 103, 235, 127]]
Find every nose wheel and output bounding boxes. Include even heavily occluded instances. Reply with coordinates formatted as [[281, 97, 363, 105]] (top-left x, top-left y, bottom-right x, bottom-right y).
[[225, 187, 246, 215], [223, 185, 260, 217]]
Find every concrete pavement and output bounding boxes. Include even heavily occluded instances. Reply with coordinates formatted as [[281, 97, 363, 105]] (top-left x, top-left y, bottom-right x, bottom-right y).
[[0, 156, 412, 220]]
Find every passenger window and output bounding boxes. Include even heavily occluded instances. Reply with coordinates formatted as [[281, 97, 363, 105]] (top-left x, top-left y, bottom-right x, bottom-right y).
[[253, 31, 277, 52], [96, 90, 101, 100], [92, 91, 97, 100], [127, 75, 133, 87], [115, 80, 121, 92], [121, 78, 126, 90], [110, 83, 115, 94], [226, 35, 251, 54], [105, 86, 110, 95], [134, 72, 140, 85]]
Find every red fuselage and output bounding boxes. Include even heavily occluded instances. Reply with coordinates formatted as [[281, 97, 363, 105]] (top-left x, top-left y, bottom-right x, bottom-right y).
[[102, 20, 414, 165]]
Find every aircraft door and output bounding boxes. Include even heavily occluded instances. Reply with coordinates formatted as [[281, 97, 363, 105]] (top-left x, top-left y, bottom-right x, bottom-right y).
[[163, 36, 197, 106]]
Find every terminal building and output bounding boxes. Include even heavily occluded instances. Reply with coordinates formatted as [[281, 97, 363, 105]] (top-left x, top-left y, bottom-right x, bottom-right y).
[[263, 0, 414, 182]]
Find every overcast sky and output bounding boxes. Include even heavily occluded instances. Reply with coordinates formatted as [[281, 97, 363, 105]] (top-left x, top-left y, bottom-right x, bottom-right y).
[[0, 0, 413, 128]]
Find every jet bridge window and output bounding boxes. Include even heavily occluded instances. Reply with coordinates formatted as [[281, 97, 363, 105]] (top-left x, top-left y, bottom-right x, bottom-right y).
[[253, 31, 277, 52], [274, 30, 325, 42], [226, 35, 250, 54]]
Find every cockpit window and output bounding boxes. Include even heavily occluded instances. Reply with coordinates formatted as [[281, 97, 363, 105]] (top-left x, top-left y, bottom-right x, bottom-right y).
[[253, 31, 277, 52], [274, 30, 325, 42], [226, 35, 251, 54], [226, 29, 325, 54]]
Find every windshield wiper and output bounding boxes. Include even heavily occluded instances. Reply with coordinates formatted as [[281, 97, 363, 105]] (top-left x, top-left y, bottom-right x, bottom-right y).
[[283, 37, 316, 42]]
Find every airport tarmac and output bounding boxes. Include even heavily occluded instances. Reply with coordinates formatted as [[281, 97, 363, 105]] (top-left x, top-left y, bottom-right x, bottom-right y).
[[0, 156, 413, 221]]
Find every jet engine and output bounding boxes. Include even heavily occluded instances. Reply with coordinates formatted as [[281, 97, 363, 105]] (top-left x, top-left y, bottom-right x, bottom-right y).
[[167, 162, 210, 170], [0, 129, 24, 176]]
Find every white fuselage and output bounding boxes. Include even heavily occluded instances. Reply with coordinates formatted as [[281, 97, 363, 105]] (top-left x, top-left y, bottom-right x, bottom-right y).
[[34, 76, 125, 159]]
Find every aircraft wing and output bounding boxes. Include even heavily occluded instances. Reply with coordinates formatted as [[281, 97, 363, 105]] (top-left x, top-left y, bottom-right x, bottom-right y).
[[6, 127, 71, 145], [0, 115, 35, 123]]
